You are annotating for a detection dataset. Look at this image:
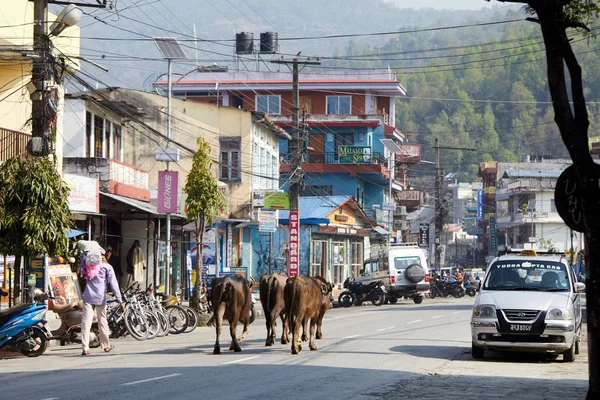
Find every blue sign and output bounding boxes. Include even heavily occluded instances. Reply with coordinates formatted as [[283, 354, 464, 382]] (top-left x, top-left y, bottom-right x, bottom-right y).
[[466, 227, 484, 236], [477, 189, 484, 221], [489, 216, 497, 251]]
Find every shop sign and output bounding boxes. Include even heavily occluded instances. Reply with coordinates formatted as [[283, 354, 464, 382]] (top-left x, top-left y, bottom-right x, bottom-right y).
[[264, 192, 290, 210], [338, 146, 371, 163], [259, 210, 278, 232], [288, 211, 300, 276], [63, 173, 99, 213], [158, 171, 179, 213]]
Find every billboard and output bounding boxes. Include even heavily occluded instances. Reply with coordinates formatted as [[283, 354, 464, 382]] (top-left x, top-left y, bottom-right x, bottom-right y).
[[288, 211, 300, 277]]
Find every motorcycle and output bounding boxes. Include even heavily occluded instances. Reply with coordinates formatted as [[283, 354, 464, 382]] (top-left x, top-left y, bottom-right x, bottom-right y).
[[464, 280, 477, 297], [338, 277, 386, 307], [429, 276, 465, 298], [0, 291, 50, 357], [48, 300, 100, 348]]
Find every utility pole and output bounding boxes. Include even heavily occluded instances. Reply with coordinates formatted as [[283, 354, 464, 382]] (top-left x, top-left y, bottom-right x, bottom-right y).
[[31, 1, 106, 157], [433, 138, 476, 271], [271, 58, 320, 276]]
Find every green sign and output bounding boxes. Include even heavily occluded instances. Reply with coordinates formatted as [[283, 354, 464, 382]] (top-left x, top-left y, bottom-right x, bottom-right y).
[[264, 192, 290, 210], [338, 146, 371, 163]]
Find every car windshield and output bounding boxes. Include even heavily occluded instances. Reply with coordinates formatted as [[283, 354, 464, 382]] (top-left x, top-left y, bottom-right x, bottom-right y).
[[394, 256, 420, 270], [483, 259, 570, 292]]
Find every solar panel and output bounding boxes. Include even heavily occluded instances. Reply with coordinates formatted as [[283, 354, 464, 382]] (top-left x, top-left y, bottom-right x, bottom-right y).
[[380, 138, 402, 154], [153, 37, 187, 60]]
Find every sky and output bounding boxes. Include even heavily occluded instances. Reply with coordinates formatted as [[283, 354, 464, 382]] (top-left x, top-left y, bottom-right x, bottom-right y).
[[385, 0, 516, 10]]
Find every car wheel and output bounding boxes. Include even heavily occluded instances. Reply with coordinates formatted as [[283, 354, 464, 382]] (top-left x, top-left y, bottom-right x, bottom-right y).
[[388, 297, 398, 304], [472, 343, 484, 359], [249, 304, 256, 324], [575, 335, 580, 355], [563, 340, 576, 362], [413, 295, 423, 304]]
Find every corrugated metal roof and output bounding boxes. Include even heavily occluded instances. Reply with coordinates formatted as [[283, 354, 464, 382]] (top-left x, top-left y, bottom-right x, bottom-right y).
[[278, 196, 351, 220], [502, 169, 563, 179]]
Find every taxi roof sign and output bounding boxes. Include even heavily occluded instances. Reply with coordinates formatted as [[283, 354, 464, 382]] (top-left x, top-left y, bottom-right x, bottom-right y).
[[519, 250, 537, 256]]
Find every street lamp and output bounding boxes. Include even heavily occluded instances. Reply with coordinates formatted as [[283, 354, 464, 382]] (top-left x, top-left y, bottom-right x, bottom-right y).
[[380, 139, 403, 244], [153, 37, 187, 295]]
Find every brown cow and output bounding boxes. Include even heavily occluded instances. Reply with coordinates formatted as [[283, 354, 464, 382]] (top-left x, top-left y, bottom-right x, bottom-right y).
[[259, 273, 289, 346], [208, 275, 253, 354], [285, 275, 333, 354], [312, 275, 333, 340]]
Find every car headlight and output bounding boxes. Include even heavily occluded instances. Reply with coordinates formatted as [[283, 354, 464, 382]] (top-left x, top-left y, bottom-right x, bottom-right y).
[[473, 305, 496, 318], [546, 307, 572, 321]]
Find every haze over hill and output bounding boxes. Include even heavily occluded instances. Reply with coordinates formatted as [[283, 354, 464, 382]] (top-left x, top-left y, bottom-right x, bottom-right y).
[[385, 0, 517, 10]]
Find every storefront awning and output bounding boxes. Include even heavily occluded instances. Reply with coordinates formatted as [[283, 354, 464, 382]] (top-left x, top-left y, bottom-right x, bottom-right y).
[[373, 226, 390, 235], [100, 192, 185, 218]]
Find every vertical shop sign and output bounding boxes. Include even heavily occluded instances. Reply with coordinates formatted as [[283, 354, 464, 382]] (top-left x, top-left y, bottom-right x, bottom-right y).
[[288, 211, 300, 276], [477, 189, 484, 221]]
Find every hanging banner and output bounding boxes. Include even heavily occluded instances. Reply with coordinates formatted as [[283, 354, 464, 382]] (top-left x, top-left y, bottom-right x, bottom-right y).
[[489, 216, 497, 252], [419, 223, 429, 247], [288, 211, 300, 277], [477, 189, 484, 221], [157, 171, 179, 213]]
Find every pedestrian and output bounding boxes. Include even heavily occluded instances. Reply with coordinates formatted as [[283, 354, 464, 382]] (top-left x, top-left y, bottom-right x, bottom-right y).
[[78, 240, 123, 356], [104, 245, 122, 287], [126, 240, 145, 288]]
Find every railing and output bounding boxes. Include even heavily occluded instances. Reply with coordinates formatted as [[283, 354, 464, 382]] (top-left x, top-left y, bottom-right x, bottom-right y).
[[281, 152, 385, 165], [110, 159, 149, 190], [0, 128, 30, 162]]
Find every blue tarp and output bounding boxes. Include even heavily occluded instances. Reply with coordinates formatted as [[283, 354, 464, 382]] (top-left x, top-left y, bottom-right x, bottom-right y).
[[67, 229, 87, 239]]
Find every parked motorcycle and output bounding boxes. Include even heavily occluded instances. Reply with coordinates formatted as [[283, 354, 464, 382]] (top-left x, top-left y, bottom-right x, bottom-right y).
[[429, 276, 465, 298], [48, 300, 100, 348], [0, 291, 50, 357], [338, 278, 386, 307]]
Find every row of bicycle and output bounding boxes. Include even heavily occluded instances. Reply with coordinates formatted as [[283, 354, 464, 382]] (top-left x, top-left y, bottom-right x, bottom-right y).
[[105, 283, 209, 341]]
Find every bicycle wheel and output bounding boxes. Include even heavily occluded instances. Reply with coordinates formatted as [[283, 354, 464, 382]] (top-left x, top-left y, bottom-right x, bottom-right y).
[[155, 310, 170, 337], [144, 310, 160, 340], [165, 305, 188, 334], [124, 309, 149, 341], [184, 307, 199, 333]]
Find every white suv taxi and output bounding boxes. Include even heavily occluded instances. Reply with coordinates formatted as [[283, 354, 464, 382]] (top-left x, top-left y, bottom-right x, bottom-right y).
[[471, 250, 585, 362]]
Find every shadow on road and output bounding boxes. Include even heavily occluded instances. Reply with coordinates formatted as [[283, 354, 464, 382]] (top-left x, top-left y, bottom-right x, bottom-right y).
[[0, 363, 587, 400], [358, 303, 475, 312]]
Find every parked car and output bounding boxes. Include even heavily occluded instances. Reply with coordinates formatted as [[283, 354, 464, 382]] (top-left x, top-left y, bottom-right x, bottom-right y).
[[358, 242, 430, 304], [471, 249, 584, 362]]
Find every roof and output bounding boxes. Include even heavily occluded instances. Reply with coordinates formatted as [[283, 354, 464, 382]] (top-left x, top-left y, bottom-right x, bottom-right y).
[[278, 196, 352, 221], [100, 192, 185, 218], [502, 169, 563, 179], [159, 70, 407, 96]]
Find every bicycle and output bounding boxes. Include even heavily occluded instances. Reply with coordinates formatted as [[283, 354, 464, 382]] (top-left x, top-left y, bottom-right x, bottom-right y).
[[160, 287, 198, 333], [106, 288, 148, 341]]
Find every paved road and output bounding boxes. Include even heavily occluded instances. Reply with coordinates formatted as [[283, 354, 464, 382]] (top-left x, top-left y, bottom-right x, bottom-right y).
[[0, 297, 589, 400]]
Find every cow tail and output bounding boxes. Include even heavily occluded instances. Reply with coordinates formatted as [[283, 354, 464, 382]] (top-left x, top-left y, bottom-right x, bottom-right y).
[[288, 280, 297, 331]]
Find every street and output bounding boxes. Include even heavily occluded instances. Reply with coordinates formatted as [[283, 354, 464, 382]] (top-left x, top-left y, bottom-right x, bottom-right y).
[[0, 296, 588, 400]]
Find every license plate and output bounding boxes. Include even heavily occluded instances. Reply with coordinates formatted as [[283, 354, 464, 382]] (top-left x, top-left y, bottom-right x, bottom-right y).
[[510, 324, 532, 332]]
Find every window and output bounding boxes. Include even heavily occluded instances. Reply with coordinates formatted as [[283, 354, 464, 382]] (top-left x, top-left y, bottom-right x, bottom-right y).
[[271, 155, 277, 189], [551, 199, 557, 213], [105, 120, 112, 159], [303, 185, 333, 196], [113, 125, 122, 161], [334, 133, 354, 160], [256, 95, 281, 114], [220, 138, 241, 181], [94, 115, 104, 157], [350, 241, 363, 278], [326, 96, 351, 114], [85, 111, 91, 157]]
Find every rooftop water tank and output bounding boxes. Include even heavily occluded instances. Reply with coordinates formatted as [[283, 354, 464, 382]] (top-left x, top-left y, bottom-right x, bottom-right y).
[[259, 32, 278, 54], [235, 32, 254, 54]]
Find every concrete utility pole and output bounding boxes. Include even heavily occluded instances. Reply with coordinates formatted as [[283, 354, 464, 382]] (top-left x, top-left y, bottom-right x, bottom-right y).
[[433, 138, 476, 271], [271, 58, 320, 276]]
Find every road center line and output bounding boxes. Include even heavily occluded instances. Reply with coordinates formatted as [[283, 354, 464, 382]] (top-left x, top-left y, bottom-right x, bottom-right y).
[[222, 356, 260, 365], [377, 326, 396, 332], [452, 311, 462, 315], [122, 374, 181, 386], [343, 334, 362, 339], [407, 320, 422, 325], [40, 398, 60, 400], [432, 315, 444, 319]]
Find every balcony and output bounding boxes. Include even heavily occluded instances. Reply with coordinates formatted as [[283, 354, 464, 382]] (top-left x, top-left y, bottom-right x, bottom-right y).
[[63, 157, 150, 201], [496, 179, 555, 200], [281, 151, 385, 165], [0, 127, 30, 162]]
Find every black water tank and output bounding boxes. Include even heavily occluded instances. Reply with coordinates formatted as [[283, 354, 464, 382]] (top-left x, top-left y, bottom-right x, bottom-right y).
[[235, 32, 254, 54], [259, 32, 278, 54]]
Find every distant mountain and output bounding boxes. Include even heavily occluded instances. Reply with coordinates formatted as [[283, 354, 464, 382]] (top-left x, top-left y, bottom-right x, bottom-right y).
[[70, 0, 515, 89]]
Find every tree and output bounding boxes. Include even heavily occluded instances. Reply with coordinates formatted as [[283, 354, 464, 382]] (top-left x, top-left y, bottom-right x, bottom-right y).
[[184, 138, 225, 311], [489, 0, 600, 397], [0, 157, 72, 303]]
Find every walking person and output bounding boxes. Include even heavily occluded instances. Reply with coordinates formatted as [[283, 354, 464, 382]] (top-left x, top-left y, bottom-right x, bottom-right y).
[[78, 240, 123, 356]]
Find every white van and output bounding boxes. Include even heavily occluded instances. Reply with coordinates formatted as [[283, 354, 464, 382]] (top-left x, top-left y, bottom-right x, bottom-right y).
[[358, 242, 430, 304]]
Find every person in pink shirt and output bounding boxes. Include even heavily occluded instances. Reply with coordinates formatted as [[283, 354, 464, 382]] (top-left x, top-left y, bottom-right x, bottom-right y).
[[78, 241, 124, 356]]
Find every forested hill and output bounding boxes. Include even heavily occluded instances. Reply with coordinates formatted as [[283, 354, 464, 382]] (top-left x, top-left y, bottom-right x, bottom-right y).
[[71, 1, 600, 172]]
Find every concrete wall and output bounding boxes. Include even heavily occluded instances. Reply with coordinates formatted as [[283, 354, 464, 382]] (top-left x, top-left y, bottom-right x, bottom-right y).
[[63, 98, 86, 157]]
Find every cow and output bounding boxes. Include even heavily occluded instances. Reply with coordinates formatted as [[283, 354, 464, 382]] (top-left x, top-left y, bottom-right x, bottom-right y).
[[312, 275, 334, 340], [208, 275, 253, 354], [259, 273, 290, 346], [285, 275, 333, 354]]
